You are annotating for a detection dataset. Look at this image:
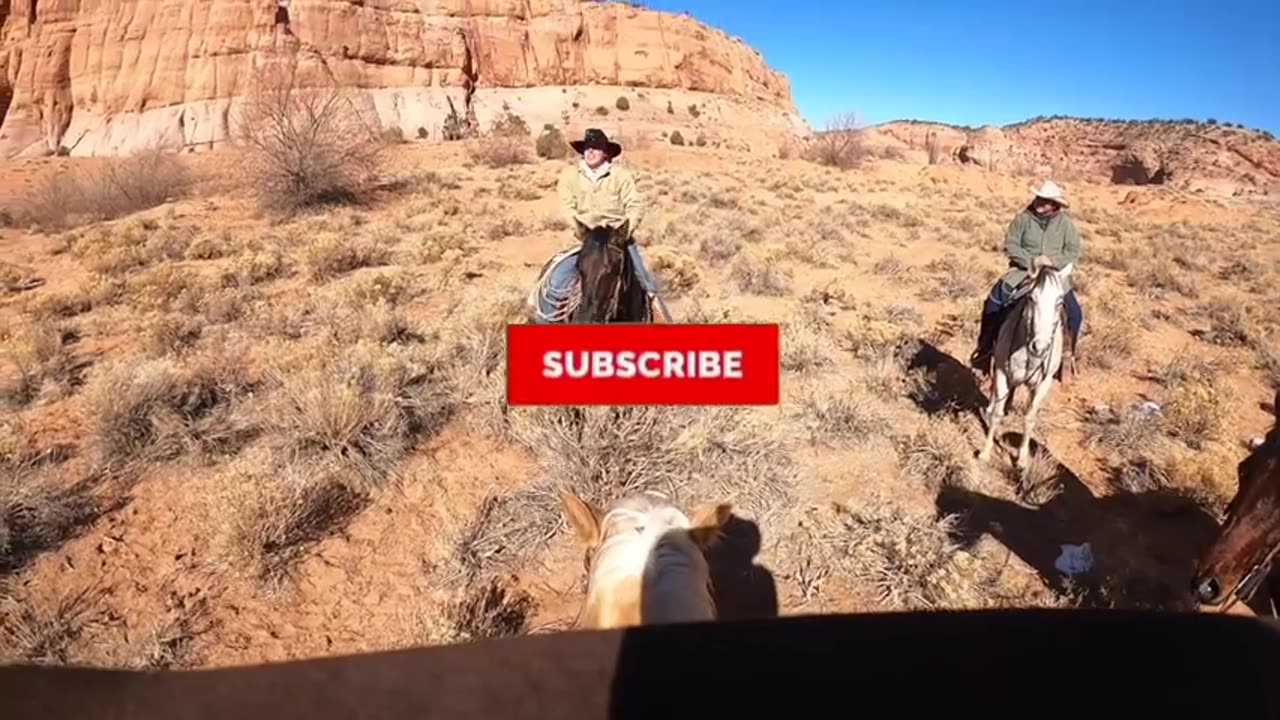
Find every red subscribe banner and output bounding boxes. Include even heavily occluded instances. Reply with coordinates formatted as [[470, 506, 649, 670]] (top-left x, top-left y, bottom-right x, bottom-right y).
[[506, 323, 780, 406]]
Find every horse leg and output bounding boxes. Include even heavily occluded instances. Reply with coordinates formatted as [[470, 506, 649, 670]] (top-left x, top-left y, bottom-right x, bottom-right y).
[[978, 368, 1010, 462], [1018, 375, 1055, 469]]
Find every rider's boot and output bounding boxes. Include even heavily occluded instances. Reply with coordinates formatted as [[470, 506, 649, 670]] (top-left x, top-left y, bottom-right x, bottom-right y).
[[1058, 310, 1078, 385], [969, 308, 999, 374]]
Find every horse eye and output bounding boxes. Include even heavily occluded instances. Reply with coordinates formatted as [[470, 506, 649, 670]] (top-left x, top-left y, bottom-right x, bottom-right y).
[[634, 526, 645, 534]]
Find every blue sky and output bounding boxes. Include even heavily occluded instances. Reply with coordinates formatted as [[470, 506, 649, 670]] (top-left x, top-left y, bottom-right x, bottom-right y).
[[637, 0, 1280, 134]]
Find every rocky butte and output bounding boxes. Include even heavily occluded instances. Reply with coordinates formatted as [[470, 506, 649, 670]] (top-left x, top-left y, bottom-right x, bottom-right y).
[[863, 117, 1280, 199], [0, 0, 811, 159]]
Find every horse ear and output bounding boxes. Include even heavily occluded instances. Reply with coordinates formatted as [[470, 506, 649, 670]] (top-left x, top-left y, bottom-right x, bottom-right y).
[[1273, 389, 1279, 421], [559, 491, 604, 549], [687, 502, 733, 550], [616, 220, 630, 240], [1059, 262, 1074, 278], [573, 219, 590, 239]]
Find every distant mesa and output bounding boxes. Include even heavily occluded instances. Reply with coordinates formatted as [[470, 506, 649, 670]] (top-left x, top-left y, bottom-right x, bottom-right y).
[[0, 0, 810, 159]]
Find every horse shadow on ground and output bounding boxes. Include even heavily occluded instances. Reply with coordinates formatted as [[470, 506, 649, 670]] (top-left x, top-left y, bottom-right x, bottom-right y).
[[704, 515, 779, 621], [905, 341, 988, 424], [934, 454, 1235, 611]]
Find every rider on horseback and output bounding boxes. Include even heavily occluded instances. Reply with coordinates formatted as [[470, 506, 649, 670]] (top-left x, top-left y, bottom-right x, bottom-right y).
[[531, 128, 662, 323], [969, 180, 1084, 380]]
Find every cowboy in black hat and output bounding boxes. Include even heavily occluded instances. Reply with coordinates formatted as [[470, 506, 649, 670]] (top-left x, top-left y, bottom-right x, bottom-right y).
[[529, 128, 668, 321]]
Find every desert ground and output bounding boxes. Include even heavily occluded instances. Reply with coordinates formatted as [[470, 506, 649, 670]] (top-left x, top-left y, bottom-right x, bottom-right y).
[[2, 117, 1280, 669]]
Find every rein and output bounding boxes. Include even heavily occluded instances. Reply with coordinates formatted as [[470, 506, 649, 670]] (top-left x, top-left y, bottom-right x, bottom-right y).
[[1217, 539, 1280, 616]]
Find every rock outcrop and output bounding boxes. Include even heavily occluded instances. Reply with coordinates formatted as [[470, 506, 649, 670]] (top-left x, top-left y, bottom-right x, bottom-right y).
[[0, 0, 809, 158], [867, 117, 1280, 198]]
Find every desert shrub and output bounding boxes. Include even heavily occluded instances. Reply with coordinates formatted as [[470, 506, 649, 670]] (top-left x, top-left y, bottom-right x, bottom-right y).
[[615, 96, 630, 111], [13, 150, 190, 231], [535, 125, 570, 160], [803, 113, 868, 170], [669, 131, 686, 146], [261, 342, 452, 492], [644, 247, 701, 297], [233, 65, 388, 214]]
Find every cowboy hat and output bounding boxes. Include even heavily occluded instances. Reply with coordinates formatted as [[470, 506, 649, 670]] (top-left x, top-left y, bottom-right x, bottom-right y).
[[570, 128, 622, 159], [1029, 180, 1069, 208]]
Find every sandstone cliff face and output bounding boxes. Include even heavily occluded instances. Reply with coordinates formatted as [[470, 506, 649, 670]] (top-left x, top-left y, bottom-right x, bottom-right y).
[[0, 0, 808, 158], [867, 118, 1280, 199]]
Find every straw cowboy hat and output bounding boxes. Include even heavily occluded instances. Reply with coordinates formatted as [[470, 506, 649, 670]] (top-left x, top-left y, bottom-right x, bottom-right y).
[[1029, 180, 1069, 208], [570, 128, 622, 159]]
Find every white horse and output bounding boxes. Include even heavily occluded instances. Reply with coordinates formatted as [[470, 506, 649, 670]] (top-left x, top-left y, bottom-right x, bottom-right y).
[[978, 263, 1074, 469], [558, 490, 732, 630]]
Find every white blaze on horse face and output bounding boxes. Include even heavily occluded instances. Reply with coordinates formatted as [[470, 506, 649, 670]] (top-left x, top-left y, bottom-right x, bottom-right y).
[[1029, 270, 1064, 357]]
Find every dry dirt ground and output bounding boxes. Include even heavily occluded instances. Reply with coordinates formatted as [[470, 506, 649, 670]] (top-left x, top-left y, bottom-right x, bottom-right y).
[[2, 139, 1280, 669]]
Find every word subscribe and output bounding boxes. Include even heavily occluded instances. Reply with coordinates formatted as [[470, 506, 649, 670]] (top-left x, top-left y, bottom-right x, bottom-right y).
[[506, 324, 779, 406]]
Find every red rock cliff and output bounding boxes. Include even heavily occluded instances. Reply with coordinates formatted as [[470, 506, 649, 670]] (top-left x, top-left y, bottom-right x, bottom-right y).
[[0, 0, 808, 158]]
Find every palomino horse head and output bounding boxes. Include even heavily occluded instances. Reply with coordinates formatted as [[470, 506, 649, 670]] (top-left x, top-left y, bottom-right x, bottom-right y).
[[558, 490, 732, 630], [1191, 391, 1280, 609], [572, 219, 633, 323], [1024, 262, 1073, 358]]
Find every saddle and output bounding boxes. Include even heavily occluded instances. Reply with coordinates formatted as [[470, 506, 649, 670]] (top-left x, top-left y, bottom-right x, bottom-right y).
[[527, 248, 668, 324]]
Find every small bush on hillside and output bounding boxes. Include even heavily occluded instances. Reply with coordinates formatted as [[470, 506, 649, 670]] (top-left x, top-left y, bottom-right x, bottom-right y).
[[669, 131, 686, 146], [233, 65, 388, 214], [535, 125, 570, 160], [616, 96, 630, 111], [803, 113, 868, 170], [12, 150, 190, 231]]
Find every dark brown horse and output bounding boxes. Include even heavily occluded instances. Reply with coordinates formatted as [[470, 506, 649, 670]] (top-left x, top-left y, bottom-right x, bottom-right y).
[[1191, 391, 1280, 615], [570, 220, 653, 324]]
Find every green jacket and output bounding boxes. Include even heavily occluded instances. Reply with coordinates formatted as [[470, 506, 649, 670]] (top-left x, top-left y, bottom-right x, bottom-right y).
[[999, 208, 1083, 292], [558, 161, 646, 236]]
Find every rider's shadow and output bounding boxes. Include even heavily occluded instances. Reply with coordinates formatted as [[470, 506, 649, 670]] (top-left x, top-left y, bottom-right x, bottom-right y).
[[703, 515, 779, 621], [935, 458, 1222, 611], [905, 341, 988, 423]]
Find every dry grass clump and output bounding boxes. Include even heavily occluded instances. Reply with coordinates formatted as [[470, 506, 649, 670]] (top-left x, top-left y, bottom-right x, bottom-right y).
[[0, 584, 108, 664], [780, 313, 837, 373], [511, 404, 796, 519], [895, 417, 977, 492], [1082, 400, 1164, 459], [919, 255, 981, 301], [304, 232, 393, 281], [644, 247, 702, 298], [197, 457, 369, 587], [81, 352, 256, 469], [730, 245, 793, 296], [11, 150, 190, 231], [233, 66, 388, 214], [1, 319, 84, 407], [813, 499, 1010, 610], [1199, 296, 1266, 347], [1, 438, 108, 574], [431, 285, 530, 435], [1127, 255, 1199, 298], [1153, 446, 1239, 515], [792, 381, 887, 448], [223, 247, 290, 287], [468, 136, 533, 169], [418, 576, 536, 645], [1159, 373, 1228, 449], [1080, 291, 1140, 369], [454, 489, 563, 579], [260, 342, 452, 492]]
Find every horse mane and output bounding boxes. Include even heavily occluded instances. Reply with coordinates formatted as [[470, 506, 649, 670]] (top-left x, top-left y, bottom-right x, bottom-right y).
[[575, 492, 717, 628]]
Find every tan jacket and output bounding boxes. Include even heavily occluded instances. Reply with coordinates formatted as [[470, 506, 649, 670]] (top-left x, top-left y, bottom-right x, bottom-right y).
[[557, 160, 646, 236]]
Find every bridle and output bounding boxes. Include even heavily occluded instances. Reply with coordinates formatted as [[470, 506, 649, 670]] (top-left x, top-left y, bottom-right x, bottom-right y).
[[1019, 272, 1065, 378], [1216, 538, 1280, 616]]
